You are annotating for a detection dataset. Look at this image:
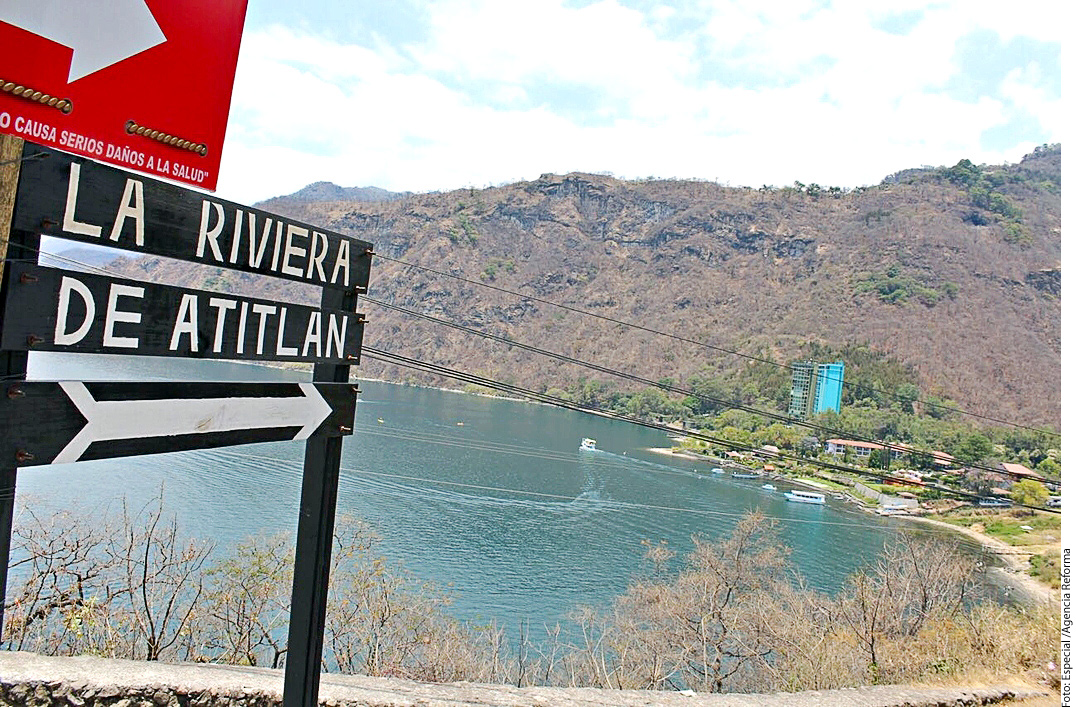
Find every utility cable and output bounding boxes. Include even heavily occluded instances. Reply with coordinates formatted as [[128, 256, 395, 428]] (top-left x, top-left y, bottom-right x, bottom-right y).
[[5, 243, 1053, 503], [4, 241, 132, 280], [373, 251, 1058, 438], [0, 150, 48, 168], [363, 346, 1057, 514], [6, 221, 1057, 441], [360, 295, 1048, 483], [5, 241, 1058, 461], [210, 447, 1018, 546]]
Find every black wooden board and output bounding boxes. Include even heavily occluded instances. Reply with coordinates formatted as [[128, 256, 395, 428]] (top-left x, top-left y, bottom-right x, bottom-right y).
[[0, 263, 365, 363], [0, 381, 357, 467], [12, 144, 373, 292]]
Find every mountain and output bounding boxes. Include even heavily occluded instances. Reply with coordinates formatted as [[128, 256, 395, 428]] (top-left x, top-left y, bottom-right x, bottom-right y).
[[107, 146, 1061, 428], [40, 242, 135, 271], [257, 181, 409, 209]]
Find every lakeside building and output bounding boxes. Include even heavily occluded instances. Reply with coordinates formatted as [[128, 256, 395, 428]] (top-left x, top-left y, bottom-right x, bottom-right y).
[[825, 438, 912, 463], [998, 462, 1044, 481], [930, 450, 954, 468], [826, 438, 884, 459], [788, 361, 845, 419]]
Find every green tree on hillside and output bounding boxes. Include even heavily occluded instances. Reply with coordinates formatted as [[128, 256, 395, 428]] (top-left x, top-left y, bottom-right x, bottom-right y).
[[894, 383, 919, 414], [945, 158, 982, 188], [1009, 479, 1049, 508], [1037, 457, 1060, 477], [959, 434, 994, 463]]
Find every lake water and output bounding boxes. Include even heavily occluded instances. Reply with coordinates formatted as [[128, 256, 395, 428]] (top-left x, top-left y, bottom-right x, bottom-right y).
[[15, 352, 988, 629]]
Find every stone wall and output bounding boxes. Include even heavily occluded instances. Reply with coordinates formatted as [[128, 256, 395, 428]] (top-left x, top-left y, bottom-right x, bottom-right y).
[[853, 481, 918, 508], [1, 681, 278, 707], [0, 651, 1049, 707]]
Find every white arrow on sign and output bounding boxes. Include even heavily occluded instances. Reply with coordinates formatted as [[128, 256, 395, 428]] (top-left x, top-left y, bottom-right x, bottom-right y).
[[3, 0, 166, 82], [55, 382, 333, 464]]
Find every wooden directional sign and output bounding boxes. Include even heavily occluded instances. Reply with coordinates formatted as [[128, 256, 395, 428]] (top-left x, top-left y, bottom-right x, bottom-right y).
[[0, 381, 356, 467], [0, 139, 367, 707], [11, 144, 372, 292], [1, 263, 365, 363]]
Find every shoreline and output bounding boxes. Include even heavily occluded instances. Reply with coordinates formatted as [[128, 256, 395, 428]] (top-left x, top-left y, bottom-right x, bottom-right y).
[[263, 382, 1056, 607], [898, 515, 1058, 606], [645, 446, 835, 493], [352, 375, 536, 403], [645, 445, 1058, 606]]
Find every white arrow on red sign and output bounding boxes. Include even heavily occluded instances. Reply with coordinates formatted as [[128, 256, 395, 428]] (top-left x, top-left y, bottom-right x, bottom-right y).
[[3, 0, 166, 82]]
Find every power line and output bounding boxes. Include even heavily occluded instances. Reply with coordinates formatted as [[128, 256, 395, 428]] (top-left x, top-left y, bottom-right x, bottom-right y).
[[363, 346, 1058, 514], [6, 238, 1058, 450], [343, 421, 1042, 520], [349, 421, 746, 481], [360, 296, 1046, 483], [5, 244, 1053, 497], [210, 447, 1015, 543], [373, 251, 1058, 438], [5, 241, 134, 280], [0, 150, 48, 168]]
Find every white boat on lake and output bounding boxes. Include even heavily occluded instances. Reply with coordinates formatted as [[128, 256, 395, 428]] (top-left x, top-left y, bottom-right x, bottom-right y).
[[579, 437, 597, 451], [784, 489, 826, 505], [761, 483, 776, 491], [710, 467, 724, 475]]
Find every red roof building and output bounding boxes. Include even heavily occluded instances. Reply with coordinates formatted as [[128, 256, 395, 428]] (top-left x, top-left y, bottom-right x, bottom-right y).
[[999, 462, 1043, 480]]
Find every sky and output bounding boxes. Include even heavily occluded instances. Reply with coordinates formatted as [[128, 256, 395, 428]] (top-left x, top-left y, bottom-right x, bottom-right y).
[[213, 0, 1062, 204]]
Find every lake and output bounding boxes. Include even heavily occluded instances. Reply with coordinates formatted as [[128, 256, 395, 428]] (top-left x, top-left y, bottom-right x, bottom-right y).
[[15, 352, 989, 629]]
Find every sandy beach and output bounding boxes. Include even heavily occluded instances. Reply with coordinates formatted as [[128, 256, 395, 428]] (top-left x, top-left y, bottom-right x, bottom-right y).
[[900, 515, 1058, 606], [645, 445, 1059, 607], [645, 446, 707, 461]]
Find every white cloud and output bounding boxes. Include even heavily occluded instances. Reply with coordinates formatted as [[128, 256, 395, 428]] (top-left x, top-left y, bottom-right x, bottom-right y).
[[957, 0, 1065, 43], [215, 1, 1061, 204], [412, 0, 693, 95], [999, 63, 1063, 137]]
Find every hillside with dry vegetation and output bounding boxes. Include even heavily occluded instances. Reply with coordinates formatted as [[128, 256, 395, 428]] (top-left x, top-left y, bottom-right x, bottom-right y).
[[111, 146, 1061, 429]]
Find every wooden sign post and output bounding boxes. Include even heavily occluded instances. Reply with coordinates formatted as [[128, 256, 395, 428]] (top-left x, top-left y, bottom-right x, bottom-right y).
[[0, 142, 373, 707], [0, 132, 28, 639], [285, 282, 356, 707]]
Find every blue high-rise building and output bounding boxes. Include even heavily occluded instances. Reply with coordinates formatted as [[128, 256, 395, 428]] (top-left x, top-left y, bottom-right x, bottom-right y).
[[812, 362, 844, 415], [788, 361, 844, 419]]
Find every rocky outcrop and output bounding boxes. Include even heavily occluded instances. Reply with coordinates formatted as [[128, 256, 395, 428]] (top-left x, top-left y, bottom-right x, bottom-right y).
[[1026, 267, 1060, 297], [102, 149, 1061, 427]]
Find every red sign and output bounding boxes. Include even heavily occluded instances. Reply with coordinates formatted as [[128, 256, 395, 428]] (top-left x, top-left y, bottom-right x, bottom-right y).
[[0, 0, 247, 191]]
